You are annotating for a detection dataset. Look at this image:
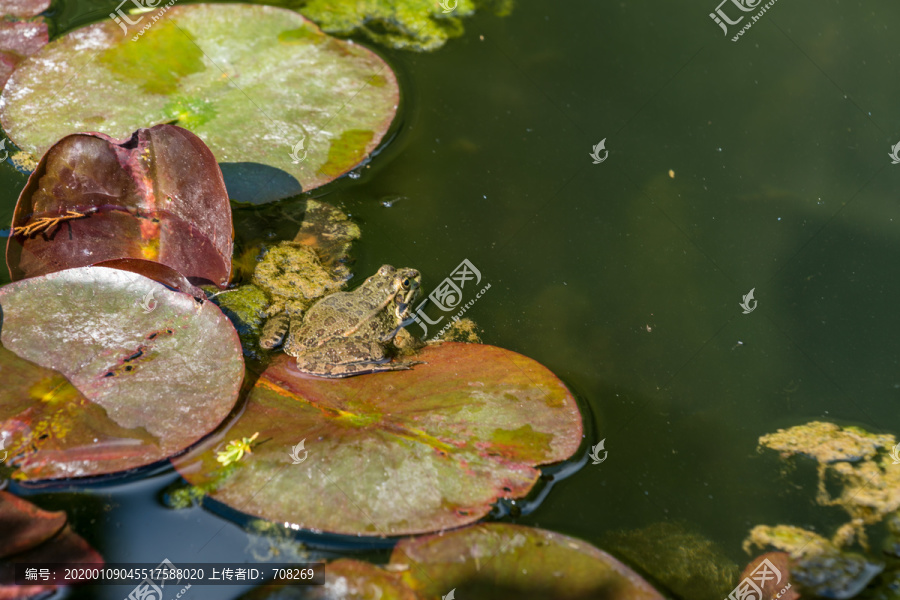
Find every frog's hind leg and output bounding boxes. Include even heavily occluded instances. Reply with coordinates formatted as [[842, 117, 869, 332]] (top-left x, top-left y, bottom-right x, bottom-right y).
[[260, 312, 291, 350], [296, 341, 423, 378]]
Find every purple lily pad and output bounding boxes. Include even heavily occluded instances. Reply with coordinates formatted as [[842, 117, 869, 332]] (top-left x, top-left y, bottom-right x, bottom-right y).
[[6, 125, 233, 288], [393, 523, 666, 600], [0, 266, 244, 480], [175, 343, 583, 536]]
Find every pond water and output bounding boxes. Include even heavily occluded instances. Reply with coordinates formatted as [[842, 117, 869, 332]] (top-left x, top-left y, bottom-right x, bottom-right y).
[[3, 0, 900, 598]]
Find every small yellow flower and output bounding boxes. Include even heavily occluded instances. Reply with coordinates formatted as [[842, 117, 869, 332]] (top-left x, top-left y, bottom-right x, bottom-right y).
[[216, 432, 260, 466]]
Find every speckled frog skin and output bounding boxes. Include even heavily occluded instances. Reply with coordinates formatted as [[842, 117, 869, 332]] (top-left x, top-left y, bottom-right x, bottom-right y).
[[282, 265, 422, 378]]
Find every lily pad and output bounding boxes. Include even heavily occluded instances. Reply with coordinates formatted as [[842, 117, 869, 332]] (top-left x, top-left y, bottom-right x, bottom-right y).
[[240, 559, 418, 600], [0, 10, 48, 89], [393, 523, 665, 600], [0, 491, 66, 559], [0, 491, 104, 598], [6, 125, 233, 288], [175, 342, 582, 536], [0, 0, 49, 19], [0, 4, 400, 199], [0, 266, 244, 480]]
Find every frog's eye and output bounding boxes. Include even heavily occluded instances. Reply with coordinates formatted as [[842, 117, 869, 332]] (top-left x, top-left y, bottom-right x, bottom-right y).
[[401, 278, 410, 289]]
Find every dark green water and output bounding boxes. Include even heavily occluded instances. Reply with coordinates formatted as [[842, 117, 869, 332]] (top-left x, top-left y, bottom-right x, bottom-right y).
[[4, 0, 900, 597]]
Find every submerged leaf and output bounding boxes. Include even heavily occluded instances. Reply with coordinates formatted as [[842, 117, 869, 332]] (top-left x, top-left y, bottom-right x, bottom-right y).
[[175, 343, 582, 536], [0, 4, 400, 200], [0, 266, 244, 479], [6, 124, 233, 288]]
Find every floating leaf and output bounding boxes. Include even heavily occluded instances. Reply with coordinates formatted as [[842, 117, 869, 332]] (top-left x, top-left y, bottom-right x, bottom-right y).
[[0, 8, 48, 89], [6, 125, 233, 288], [393, 523, 665, 600], [0, 491, 104, 598], [239, 559, 418, 600], [0, 0, 49, 19], [0, 491, 66, 559], [0, 266, 244, 480], [175, 342, 582, 536], [0, 4, 400, 200]]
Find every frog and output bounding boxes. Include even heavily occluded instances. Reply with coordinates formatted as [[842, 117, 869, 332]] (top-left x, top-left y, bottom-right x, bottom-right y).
[[282, 264, 423, 378], [254, 241, 348, 351]]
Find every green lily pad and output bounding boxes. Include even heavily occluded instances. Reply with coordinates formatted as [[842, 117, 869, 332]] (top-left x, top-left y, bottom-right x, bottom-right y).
[[0, 266, 244, 480], [0, 4, 399, 200], [175, 342, 582, 536], [393, 523, 666, 600]]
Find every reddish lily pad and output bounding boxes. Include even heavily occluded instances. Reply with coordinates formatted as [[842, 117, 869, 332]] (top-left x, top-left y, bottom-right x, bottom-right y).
[[0, 4, 400, 200], [0, 266, 244, 480], [0, 491, 104, 598], [6, 125, 233, 288], [0, 7, 48, 89], [0, 0, 49, 19], [175, 343, 582, 536], [0, 491, 65, 559], [393, 523, 666, 600]]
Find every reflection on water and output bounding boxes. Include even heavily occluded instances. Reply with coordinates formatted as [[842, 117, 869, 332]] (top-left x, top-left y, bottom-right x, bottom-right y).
[[2, 0, 900, 596]]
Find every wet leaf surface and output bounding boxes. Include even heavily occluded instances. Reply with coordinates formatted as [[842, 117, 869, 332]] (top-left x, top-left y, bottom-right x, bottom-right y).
[[0, 0, 49, 18], [6, 125, 233, 288], [0, 4, 399, 200], [0, 5, 48, 89], [175, 342, 582, 537], [393, 523, 666, 600], [0, 266, 244, 480]]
